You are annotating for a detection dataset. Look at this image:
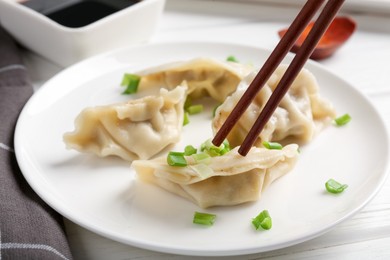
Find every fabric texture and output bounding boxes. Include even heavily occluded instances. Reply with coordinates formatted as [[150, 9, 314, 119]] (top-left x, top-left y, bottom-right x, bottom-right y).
[[0, 26, 73, 260]]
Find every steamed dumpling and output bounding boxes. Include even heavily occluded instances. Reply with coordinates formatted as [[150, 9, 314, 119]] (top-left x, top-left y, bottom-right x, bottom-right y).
[[64, 86, 187, 162], [133, 144, 299, 208], [212, 65, 337, 147], [135, 58, 254, 102]]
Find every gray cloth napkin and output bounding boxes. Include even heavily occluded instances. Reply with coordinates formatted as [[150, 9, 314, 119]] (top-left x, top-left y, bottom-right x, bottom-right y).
[[0, 26, 73, 260]]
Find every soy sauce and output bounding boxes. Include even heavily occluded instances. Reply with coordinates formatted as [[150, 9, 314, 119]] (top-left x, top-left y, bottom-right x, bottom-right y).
[[22, 0, 141, 28]]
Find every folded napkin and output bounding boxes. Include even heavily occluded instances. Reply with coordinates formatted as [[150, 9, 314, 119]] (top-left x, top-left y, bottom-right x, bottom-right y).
[[0, 26, 73, 259]]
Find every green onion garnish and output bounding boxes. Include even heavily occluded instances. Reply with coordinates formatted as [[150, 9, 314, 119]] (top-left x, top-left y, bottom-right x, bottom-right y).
[[168, 138, 229, 170], [252, 210, 272, 230], [167, 151, 187, 167], [121, 73, 140, 94], [262, 141, 283, 150], [226, 55, 239, 63], [325, 179, 348, 194], [334, 114, 351, 126], [187, 104, 203, 115], [193, 211, 216, 226], [183, 112, 190, 126], [184, 145, 197, 156], [220, 139, 231, 155], [200, 139, 231, 157]]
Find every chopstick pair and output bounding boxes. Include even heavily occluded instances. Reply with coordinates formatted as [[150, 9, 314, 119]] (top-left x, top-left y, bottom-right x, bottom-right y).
[[212, 0, 345, 156]]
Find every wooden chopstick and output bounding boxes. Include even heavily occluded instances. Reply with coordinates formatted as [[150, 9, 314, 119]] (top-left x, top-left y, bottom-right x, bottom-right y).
[[238, 0, 345, 156], [212, 0, 345, 156], [212, 0, 325, 147]]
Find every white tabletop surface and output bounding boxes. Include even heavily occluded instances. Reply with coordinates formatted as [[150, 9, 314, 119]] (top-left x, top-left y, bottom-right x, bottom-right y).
[[23, 0, 390, 259]]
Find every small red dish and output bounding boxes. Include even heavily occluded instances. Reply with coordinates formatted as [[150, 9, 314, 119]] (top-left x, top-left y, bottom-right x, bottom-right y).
[[278, 16, 357, 60]]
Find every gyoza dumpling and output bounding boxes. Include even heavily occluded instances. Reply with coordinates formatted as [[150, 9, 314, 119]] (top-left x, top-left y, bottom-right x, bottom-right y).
[[63, 86, 187, 162], [135, 58, 254, 102], [132, 144, 299, 208], [212, 65, 337, 147]]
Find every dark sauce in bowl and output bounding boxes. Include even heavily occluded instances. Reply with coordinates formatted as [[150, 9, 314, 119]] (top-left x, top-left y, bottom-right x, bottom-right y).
[[22, 0, 141, 28]]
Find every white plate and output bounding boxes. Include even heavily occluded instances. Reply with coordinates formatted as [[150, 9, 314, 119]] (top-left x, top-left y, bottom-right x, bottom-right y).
[[15, 42, 390, 256]]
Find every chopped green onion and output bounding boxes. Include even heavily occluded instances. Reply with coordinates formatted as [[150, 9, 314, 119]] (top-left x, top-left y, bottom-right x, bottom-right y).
[[200, 139, 231, 157], [187, 104, 204, 115], [226, 55, 239, 63], [200, 139, 219, 156], [121, 73, 140, 94], [325, 179, 348, 194], [184, 145, 197, 156], [252, 210, 272, 230], [191, 152, 211, 164], [262, 141, 283, 150], [218, 140, 231, 155], [183, 112, 190, 126], [207, 147, 221, 157], [200, 139, 211, 151], [167, 151, 187, 167], [334, 114, 351, 126], [193, 211, 216, 226], [223, 139, 230, 146]]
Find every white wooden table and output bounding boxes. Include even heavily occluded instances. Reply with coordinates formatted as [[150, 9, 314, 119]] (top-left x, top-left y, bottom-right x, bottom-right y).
[[25, 1, 390, 259]]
